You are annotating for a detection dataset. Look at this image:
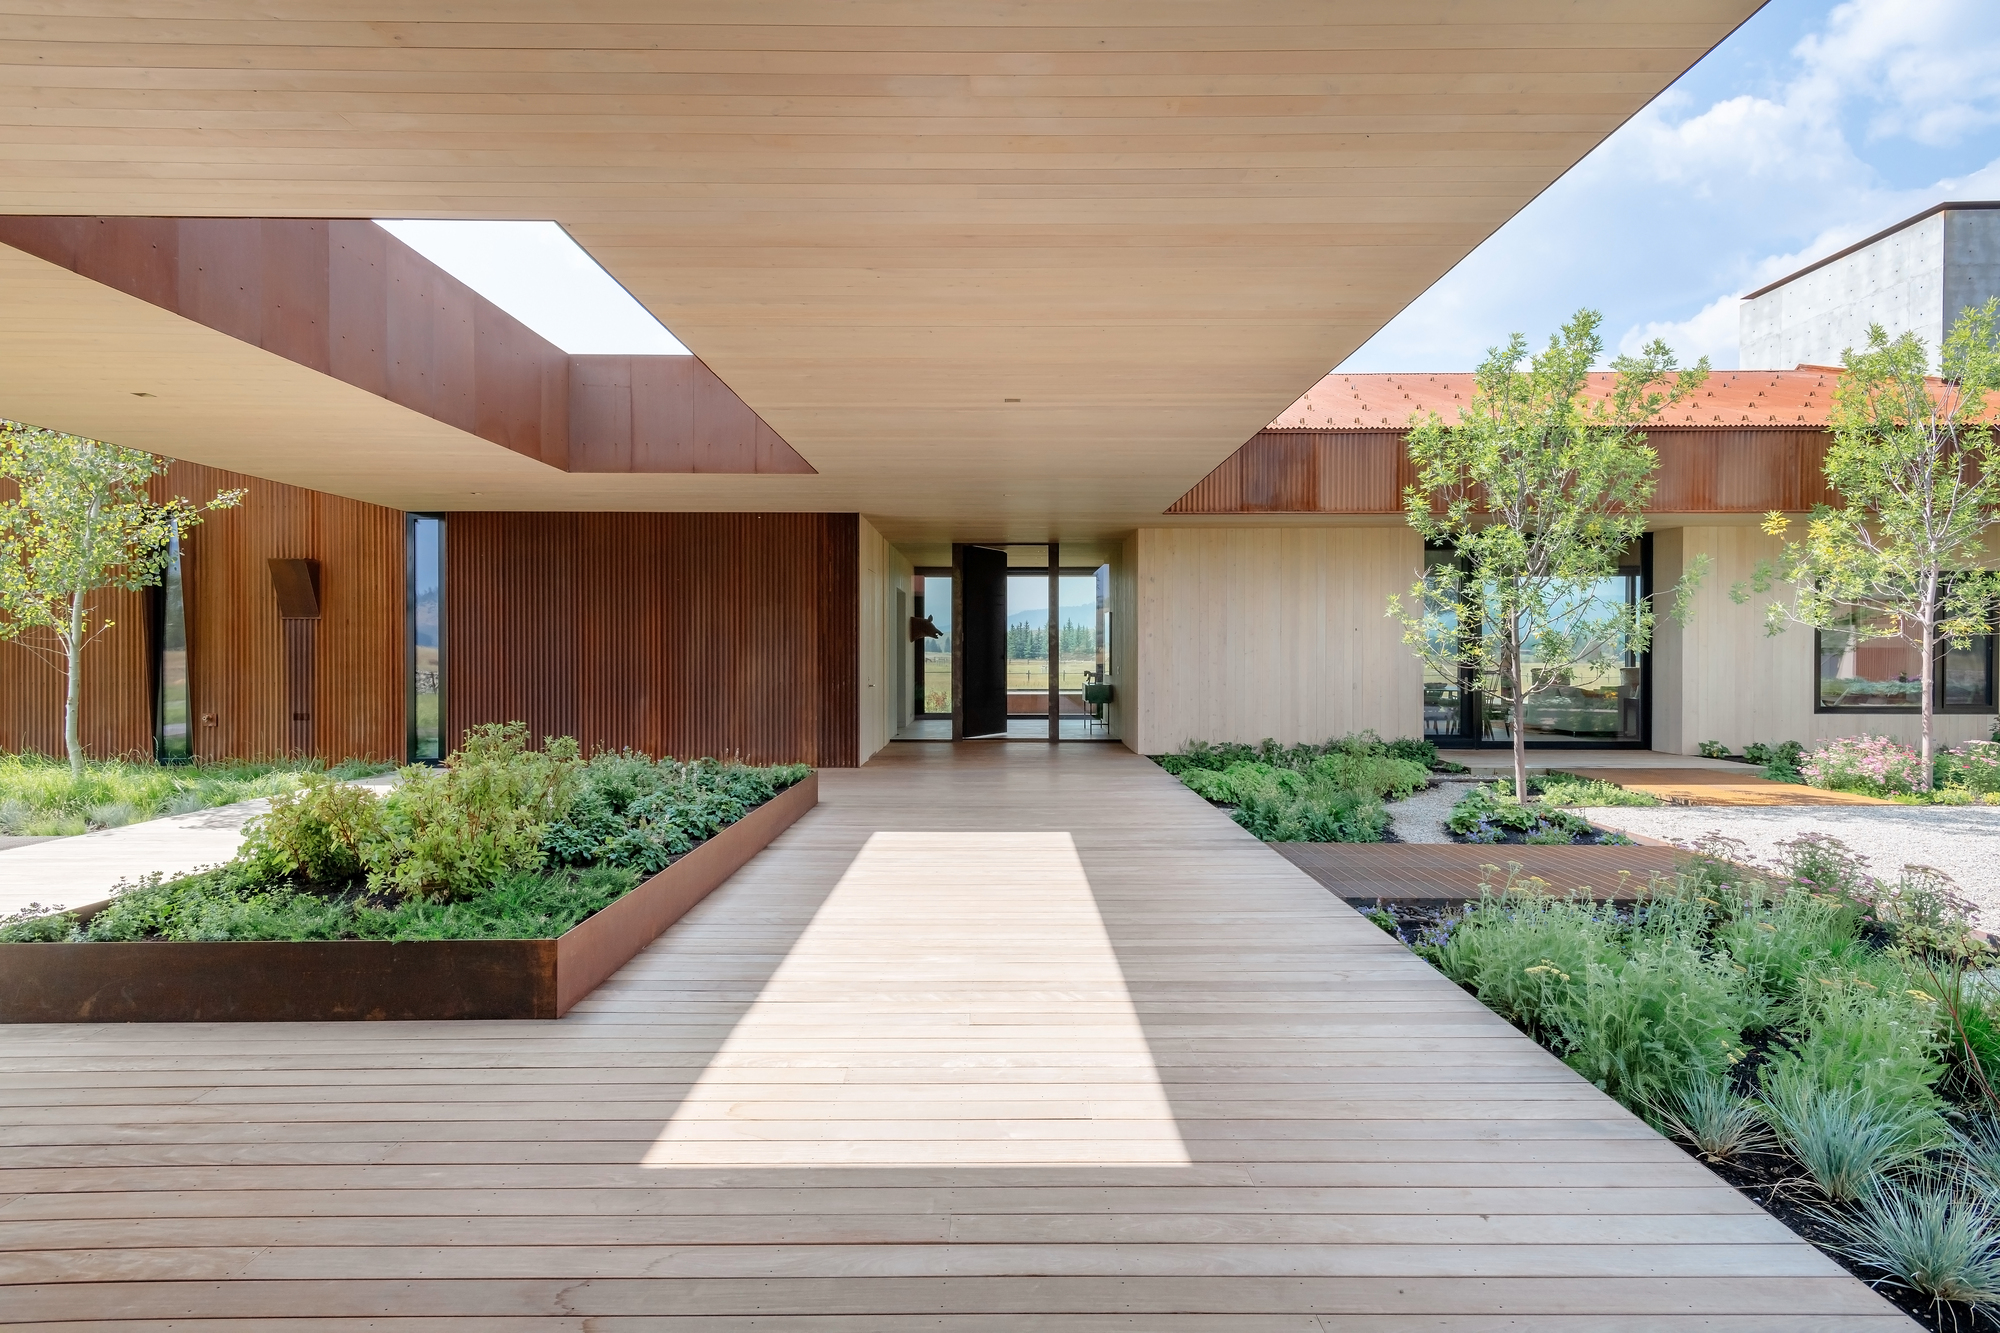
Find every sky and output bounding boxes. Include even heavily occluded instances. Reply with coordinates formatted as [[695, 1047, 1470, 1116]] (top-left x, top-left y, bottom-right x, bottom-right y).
[[374, 220, 689, 355], [381, 0, 2000, 371], [1341, 0, 2000, 372]]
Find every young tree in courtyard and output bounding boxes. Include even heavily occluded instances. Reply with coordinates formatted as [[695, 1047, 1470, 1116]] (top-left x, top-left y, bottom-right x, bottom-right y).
[[0, 423, 242, 778], [1738, 302, 2000, 789], [1389, 309, 1709, 802]]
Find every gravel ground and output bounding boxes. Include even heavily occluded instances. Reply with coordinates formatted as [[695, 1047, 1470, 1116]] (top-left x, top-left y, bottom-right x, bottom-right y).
[[1384, 781, 1480, 844], [1579, 803, 2000, 926]]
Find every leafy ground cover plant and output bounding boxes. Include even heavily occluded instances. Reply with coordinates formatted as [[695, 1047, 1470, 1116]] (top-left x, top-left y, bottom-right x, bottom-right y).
[[1744, 740, 1807, 783], [1160, 733, 1439, 843], [1444, 782, 1632, 845], [0, 723, 811, 943], [1698, 741, 1732, 759], [1498, 772, 1661, 809], [0, 751, 393, 836]]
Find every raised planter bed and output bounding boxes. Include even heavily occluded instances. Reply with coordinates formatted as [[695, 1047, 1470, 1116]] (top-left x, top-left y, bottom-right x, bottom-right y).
[[0, 772, 816, 1023]]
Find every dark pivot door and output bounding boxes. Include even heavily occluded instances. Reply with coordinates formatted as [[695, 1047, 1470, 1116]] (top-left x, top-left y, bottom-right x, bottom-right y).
[[953, 543, 1009, 738]]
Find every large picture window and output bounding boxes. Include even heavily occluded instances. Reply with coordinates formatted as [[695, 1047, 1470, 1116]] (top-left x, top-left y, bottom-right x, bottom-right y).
[[1815, 603, 1994, 712], [154, 516, 192, 763], [1422, 539, 1650, 748], [407, 514, 445, 762]]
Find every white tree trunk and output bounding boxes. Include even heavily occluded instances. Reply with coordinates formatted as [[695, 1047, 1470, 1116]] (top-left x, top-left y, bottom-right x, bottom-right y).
[[1508, 629, 1529, 804], [64, 585, 84, 780], [1920, 616, 1935, 792]]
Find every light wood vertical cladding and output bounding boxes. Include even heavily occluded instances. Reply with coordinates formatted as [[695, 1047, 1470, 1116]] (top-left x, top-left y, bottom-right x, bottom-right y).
[[1132, 526, 1422, 754], [857, 518, 893, 762], [0, 463, 404, 762], [445, 512, 859, 767], [1170, 426, 1841, 516], [568, 357, 814, 475], [1651, 524, 1995, 756]]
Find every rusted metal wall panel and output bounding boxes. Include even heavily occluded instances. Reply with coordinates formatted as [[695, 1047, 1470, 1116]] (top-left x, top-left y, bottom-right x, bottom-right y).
[[565, 355, 814, 475], [1171, 426, 1847, 516], [0, 216, 807, 477], [0, 463, 405, 763], [445, 512, 859, 765]]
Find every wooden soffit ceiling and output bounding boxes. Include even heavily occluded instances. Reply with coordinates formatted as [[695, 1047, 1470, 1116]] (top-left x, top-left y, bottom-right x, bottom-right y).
[[0, 2, 1759, 540]]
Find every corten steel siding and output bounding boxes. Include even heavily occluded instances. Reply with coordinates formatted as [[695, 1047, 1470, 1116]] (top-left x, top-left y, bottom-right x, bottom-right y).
[[0, 463, 405, 762], [1169, 427, 1841, 515], [0, 216, 808, 476], [445, 512, 859, 767]]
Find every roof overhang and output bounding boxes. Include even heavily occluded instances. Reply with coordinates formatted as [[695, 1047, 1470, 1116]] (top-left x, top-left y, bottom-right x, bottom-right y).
[[0, 3, 1761, 540]]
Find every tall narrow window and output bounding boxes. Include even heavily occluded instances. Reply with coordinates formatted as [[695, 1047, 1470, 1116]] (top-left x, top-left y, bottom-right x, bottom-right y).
[[408, 514, 445, 762], [155, 517, 192, 763]]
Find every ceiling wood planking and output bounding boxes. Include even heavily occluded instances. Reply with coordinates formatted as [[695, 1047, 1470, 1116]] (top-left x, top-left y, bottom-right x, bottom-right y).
[[0, 2, 1758, 539]]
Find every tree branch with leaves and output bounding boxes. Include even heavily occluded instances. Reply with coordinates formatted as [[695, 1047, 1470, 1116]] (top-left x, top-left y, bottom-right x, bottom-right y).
[[1735, 301, 2000, 789], [1388, 309, 1710, 801], [0, 423, 243, 777]]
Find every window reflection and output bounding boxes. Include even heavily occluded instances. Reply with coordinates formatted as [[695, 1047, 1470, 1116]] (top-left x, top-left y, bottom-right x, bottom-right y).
[[155, 517, 191, 763], [1816, 602, 1994, 711], [408, 515, 444, 762]]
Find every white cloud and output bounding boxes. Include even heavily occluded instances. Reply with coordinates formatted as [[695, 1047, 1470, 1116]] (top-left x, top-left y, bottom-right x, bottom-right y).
[[1799, 0, 2000, 145], [1340, 0, 2000, 376], [1620, 292, 1741, 366]]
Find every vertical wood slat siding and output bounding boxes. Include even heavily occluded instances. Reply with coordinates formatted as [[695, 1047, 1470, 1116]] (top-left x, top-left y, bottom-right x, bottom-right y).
[[0, 464, 405, 763], [1169, 427, 1844, 515], [445, 513, 859, 767]]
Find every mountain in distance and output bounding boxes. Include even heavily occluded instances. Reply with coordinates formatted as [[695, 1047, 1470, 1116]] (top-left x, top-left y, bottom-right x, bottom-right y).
[[1007, 603, 1099, 630]]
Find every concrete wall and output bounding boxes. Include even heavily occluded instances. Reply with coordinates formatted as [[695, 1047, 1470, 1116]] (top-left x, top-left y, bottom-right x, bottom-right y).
[[1740, 207, 2000, 370], [1131, 525, 1423, 755], [1651, 524, 1994, 754]]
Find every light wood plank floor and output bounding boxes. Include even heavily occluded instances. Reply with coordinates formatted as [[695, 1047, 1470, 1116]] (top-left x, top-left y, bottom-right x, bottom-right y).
[[0, 743, 1909, 1329]]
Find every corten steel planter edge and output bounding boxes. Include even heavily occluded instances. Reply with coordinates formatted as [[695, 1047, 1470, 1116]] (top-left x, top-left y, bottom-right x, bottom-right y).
[[0, 774, 818, 1024], [553, 771, 817, 1016]]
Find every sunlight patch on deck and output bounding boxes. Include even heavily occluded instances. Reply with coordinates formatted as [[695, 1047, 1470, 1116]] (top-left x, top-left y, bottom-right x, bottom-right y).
[[644, 831, 1190, 1168]]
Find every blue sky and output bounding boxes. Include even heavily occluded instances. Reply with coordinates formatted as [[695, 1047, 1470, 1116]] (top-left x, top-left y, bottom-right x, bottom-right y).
[[1342, 0, 2000, 371], [385, 0, 2000, 371]]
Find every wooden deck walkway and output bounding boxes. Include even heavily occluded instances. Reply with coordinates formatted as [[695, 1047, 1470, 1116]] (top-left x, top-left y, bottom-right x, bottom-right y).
[[0, 743, 1905, 1328]]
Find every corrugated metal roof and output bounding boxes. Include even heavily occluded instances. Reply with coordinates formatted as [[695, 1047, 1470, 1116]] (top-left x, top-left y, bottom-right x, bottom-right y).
[[1269, 368, 1855, 432]]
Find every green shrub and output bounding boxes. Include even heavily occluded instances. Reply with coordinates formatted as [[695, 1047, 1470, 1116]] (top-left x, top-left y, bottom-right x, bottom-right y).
[[1556, 941, 1759, 1109], [1159, 731, 1442, 776], [1714, 883, 1866, 1001], [1531, 776, 1660, 808], [1173, 757, 1391, 843], [1772, 964, 1948, 1113], [1432, 895, 1625, 1042], [1697, 741, 1732, 759], [1305, 751, 1429, 801], [239, 775, 384, 885], [368, 723, 580, 901], [1744, 740, 1807, 783], [1820, 1169, 2000, 1316], [79, 862, 640, 943]]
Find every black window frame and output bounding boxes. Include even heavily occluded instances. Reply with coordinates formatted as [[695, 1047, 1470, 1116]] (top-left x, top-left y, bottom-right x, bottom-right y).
[[1812, 612, 1997, 715], [406, 512, 447, 764], [1422, 534, 1653, 750]]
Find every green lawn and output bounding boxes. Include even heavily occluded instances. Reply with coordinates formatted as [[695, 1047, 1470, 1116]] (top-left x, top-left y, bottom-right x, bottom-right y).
[[0, 752, 397, 837]]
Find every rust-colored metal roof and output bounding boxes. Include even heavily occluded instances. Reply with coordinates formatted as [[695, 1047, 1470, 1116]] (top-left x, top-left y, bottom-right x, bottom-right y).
[[1270, 368, 1847, 432]]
